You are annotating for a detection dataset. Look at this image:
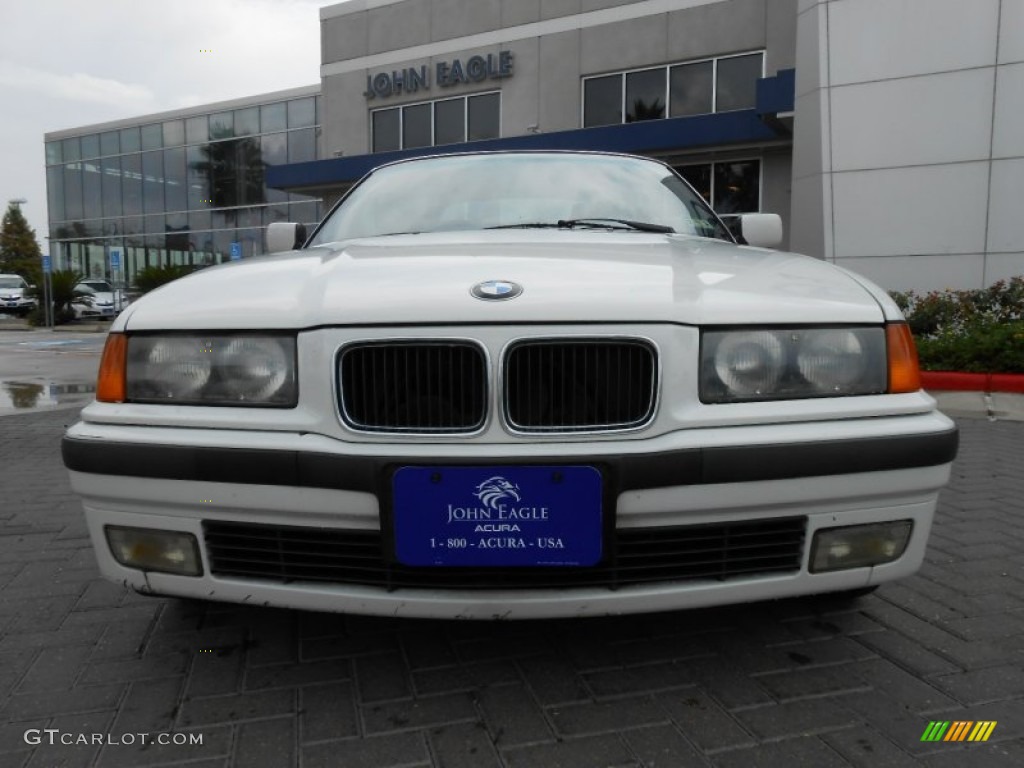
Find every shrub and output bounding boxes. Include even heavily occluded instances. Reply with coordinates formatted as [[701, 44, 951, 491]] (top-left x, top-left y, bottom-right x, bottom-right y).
[[27, 269, 84, 326], [891, 277, 1024, 373]]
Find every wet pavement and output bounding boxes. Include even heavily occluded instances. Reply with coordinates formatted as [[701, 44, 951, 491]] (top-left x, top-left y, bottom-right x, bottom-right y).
[[0, 330, 105, 415]]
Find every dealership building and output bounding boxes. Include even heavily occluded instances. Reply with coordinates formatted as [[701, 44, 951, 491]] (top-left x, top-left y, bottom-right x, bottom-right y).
[[44, 0, 1023, 292]]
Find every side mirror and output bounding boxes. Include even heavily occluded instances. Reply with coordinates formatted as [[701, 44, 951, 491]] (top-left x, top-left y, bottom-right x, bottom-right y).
[[737, 214, 783, 249], [265, 222, 308, 254]]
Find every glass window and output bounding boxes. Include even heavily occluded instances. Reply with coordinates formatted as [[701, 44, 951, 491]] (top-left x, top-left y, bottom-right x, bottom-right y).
[[122, 216, 143, 235], [101, 157, 122, 218], [670, 60, 714, 117], [716, 53, 762, 112], [82, 162, 102, 219], [46, 141, 62, 165], [213, 230, 235, 261], [186, 144, 208, 210], [80, 135, 100, 160], [213, 208, 236, 230], [144, 213, 165, 234], [625, 69, 666, 122], [63, 163, 83, 221], [402, 103, 432, 149], [263, 203, 290, 227], [260, 134, 288, 203], [261, 102, 287, 133], [188, 209, 212, 232], [209, 111, 234, 139], [434, 98, 465, 145], [121, 155, 142, 216], [372, 109, 400, 152], [677, 164, 711, 204], [467, 93, 499, 141], [583, 75, 622, 127], [186, 115, 208, 145], [236, 207, 261, 228], [236, 138, 265, 206], [120, 127, 141, 153], [163, 147, 187, 212], [62, 137, 81, 163], [46, 166, 65, 222], [100, 131, 120, 157], [287, 97, 316, 128], [141, 124, 163, 151], [289, 201, 319, 226], [102, 219, 121, 236], [260, 133, 287, 165], [713, 160, 760, 212], [234, 106, 260, 136], [287, 129, 317, 164], [163, 120, 185, 147], [141, 151, 164, 214]]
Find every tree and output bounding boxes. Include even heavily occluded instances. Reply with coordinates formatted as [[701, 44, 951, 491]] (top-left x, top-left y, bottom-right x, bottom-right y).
[[0, 202, 43, 279]]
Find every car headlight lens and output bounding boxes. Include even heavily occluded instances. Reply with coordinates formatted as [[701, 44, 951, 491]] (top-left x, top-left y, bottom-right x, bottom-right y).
[[701, 327, 887, 402], [713, 331, 785, 396], [126, 334, 297, 406]]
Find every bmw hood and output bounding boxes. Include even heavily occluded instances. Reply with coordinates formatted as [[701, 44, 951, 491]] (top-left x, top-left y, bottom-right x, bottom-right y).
[[120, 231, 887, 330]]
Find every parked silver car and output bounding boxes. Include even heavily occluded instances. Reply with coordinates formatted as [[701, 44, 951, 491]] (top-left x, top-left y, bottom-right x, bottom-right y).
[[0, 274, 36, 316], [73, 279, 129, 319]]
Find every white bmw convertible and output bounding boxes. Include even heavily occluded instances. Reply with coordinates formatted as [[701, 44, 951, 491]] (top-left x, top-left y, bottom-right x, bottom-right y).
[[63, 151, 957, 619]]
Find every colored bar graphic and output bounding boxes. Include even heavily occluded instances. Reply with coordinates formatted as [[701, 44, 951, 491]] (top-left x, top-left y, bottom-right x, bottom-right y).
[[921, 721, 950, 742], [921, 720, 997, 742], [944, 721, 972, 741], [968, 722, 998, 742]]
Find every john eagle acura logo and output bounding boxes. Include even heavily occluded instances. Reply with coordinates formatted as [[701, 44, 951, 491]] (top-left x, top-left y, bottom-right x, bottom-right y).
[[473, 476, 522, 511], [471, 280, 522, 300]]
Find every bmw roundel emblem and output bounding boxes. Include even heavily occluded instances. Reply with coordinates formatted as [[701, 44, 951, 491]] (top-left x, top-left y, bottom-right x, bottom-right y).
[[471, 280, 523, 301]]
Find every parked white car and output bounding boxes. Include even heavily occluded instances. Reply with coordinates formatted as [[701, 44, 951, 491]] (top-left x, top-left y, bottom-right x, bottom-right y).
[[0, 273, 36, 316], [72, 279, 129, 319], [62, 152, 957, 619]]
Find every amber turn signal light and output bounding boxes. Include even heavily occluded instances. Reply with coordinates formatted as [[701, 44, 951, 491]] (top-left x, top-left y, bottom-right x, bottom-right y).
[[97, 333, 128, 402], [886, 323, 921, 393]]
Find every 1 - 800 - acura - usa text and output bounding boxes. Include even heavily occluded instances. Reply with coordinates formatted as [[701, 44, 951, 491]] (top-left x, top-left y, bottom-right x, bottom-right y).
[[62, 152, 958, 619]]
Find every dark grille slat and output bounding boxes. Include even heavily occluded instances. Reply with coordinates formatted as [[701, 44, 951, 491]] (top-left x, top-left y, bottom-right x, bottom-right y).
[[204, 517, 806, 589], [340, 342, 486, 433], [505, 340, 656, 433]]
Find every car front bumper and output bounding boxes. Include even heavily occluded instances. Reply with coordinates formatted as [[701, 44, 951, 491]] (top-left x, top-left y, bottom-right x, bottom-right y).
[[63, 411, 958, 619]]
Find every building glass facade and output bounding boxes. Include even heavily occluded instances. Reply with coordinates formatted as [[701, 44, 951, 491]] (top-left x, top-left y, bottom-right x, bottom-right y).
[[45, 90, 323, 286]]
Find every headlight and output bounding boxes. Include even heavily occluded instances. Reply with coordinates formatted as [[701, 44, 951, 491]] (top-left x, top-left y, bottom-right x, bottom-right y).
[[701, 327, 887, 403], [126, 334, 297, 406]]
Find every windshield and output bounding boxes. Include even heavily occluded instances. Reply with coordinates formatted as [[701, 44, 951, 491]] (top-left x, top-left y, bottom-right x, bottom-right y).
[[79, 280, 113, 293], [309, 153, 732, 245], [0, 278, 25, 289]]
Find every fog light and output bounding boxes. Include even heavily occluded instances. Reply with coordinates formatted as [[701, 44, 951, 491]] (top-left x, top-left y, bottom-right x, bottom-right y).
[[810, 521, 913, 573], [105, 526, 203, 576]]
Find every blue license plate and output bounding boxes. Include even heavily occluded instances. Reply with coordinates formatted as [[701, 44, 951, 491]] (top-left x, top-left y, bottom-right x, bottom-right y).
[[392, 465, 602, 567]]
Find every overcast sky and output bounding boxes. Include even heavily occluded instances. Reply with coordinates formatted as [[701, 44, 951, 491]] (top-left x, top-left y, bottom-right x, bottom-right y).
[[1, 0, 328, 250]]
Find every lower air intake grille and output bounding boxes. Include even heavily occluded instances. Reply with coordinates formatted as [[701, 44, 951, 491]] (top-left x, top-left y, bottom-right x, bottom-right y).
[[203, 517, 806, 589], [504, 339, 657, 432], [338, 341, 487, 433]]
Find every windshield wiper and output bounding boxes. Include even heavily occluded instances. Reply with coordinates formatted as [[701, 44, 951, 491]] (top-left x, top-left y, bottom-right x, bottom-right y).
[[558, 218, 675, 233], [485, 222, 563, 230], [485, 219, 674, 233]]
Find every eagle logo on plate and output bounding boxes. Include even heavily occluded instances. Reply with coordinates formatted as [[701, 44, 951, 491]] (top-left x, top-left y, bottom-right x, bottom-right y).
[[471, 280, 523, 301]]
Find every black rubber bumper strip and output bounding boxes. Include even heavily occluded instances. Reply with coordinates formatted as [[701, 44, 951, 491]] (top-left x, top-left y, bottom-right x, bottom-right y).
[[62, 427, 958, 494]]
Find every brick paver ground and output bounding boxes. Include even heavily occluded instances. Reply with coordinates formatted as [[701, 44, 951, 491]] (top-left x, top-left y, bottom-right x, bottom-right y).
[[1, 408, 1021, 767]]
